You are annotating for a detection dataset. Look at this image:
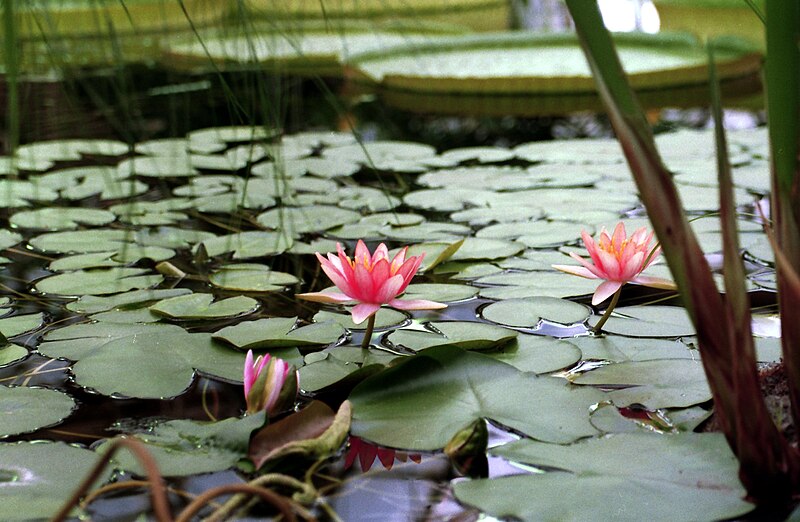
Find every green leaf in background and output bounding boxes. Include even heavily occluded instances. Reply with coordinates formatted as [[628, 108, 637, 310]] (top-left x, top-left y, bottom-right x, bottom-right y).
[[0, 344, 27, 366], [313, 308, 408, 330], [481, 297, 591, 328], [350, 346, 604, 450], [150, 293, 259, 320], [574, 359, 712, 409], [0, 442, 111, 521], [588, 306, 696, 337], [34, 268, 163, 296], [100, 412, 266, 476], [0, 386, 76, 437], [569, 335, 698, 362], [489, 334, 582, 374], [386, 321, 518, 352], [67, 288, 193, 314], [209, 264, 300, 292], [454, 433, 752, 521], [0, 313, 44, 338], [213, 317, 345, 350], [9, 207, 115, 230]]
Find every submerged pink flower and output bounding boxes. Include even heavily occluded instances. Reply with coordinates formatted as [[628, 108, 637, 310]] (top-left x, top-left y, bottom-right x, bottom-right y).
[[553, 222, 675, 305], [296, 240, 446, 324], [244, 350, 298, 415]]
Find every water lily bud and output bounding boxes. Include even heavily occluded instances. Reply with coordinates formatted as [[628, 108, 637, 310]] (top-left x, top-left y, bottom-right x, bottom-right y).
[[244, 349, 298, 415], [445, 418, 488, 477]]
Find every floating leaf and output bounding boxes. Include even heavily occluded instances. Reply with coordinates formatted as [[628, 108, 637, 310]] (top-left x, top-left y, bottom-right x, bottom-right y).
[[0, 313, 45, 338], [39, 323, 253, 398], [489, 335, 582, 374], [0, 442, 111, 521], [476, 270, 598, 300], [0, 386, 76, 437], [150, 293, 259, 320], [0, 344, 27, 367], [574, 359, 711, 409], [100, 413, 266, 476], [481, 297, 590, 328], [588, 305, 696, 337], [209, 264, 300, 292], [34, 268, 163, 296], [350, 346, 604, 450], [0, 230, 22, 250], [313, 308, 408, 330], [386, 321, 517, 352], [9, 208, 115, 231], [257, 206, 361, 236], [213, 317, 344, 350], [455, 433, 751, 522], [199, 231, 293, 259], [569, 336, 698, 362], [403, 283, 477, 302], [67, 288, 193, 314]]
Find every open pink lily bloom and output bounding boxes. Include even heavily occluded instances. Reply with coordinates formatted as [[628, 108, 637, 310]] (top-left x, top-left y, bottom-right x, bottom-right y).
[[552, 222, 676, 306], [296, 240, 446, 324]]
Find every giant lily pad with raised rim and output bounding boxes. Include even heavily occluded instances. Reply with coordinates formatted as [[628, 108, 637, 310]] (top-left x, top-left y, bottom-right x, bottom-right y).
[[347, 32, 762, 116], [454, 432, 752, 521]]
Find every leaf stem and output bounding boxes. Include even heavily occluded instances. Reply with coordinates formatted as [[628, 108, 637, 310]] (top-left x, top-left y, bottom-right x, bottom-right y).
[[591, 287, 622, 334], [360, 314, 376, 349]]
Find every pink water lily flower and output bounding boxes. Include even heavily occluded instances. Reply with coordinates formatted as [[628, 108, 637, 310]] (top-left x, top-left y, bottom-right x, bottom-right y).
[[244, 350, 298, 415], [553, 222, 675, 305], [296, 240, 446, 324], [344, 436, 422, 472]]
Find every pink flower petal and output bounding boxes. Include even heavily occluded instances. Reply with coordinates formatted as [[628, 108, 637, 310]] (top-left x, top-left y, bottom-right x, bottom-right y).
[[295, 291, 353, 304], [351, 303, 382, 325], [595, 248, 621, 280], [568, 252, 606, 279], [353, 261, 375, 301], [389, 298, 447, 311], [552, 264, 599, 279], [611, 222, 627, 251], [375, 274, 405, 304], [592, 280, 623, 306], [632, 275, 677, 290], [372, 243, 390, 263], [390, 247, 408, 271]]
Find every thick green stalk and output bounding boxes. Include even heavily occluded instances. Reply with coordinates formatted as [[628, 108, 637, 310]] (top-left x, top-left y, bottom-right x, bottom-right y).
[[564, 0, 797, 502], [766, 0, 800, 447]]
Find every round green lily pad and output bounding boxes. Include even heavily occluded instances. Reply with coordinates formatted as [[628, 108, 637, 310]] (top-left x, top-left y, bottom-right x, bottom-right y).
[[386, 321, 517, 352], [0, 386, 76, 437], [150, 293, 260, 320], [209, 264, 300, 292], [588, 306, 696, 338], [482, 297, 591, 328]]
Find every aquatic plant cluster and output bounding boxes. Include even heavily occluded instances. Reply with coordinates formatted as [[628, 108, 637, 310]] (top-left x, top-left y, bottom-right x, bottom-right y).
[[0, 121, 783, 520]]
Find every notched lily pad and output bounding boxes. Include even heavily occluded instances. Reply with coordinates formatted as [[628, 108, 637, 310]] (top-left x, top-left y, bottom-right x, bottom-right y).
[[490, 335, 582, 374], [67, 288, 193, 314], [0, 313, 45, 338], [386, 321, 518, 352], [455, 432, 751, 522], [150, 293, 259, 320], [588, 306, 695, 338], [209, 264, 300, 292], [481, 297, 590, 328], [574, 358, 711, 409], [213, 317, 345, 350]]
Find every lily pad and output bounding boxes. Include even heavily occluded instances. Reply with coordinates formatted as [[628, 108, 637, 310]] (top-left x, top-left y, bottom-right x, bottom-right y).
[[209, 264, 300, 292], [100, 413, 266, 476], [574, 359, 712, 409], [481, 297, 591, 328], [313, 308, 409, 330], [34, 268, 163, 296], [569, 336, 698, 362], [299, 348, 392, 393], [350, 346, 604, 450], [256, 206, 361, 236], [0, 313, 45, 338], [588, 306, 696, 337], [386, 321, 518, 352], [199, 231, 293, 259], [455, 432, 751, 522], [403, 283, 478, 303], [213, 317, 345, 350], [0, 442, 111, 521], [67, 288, 193, 314], [39, 323, 252, 398], [476, 270, 598, 300], [0, 344, 27, 367], [9, 208, 115, 230], [150, 293, 259, 320], [489, 335, 582, 374], [0, 386, 76, 437], [0, 230, 22, 251]]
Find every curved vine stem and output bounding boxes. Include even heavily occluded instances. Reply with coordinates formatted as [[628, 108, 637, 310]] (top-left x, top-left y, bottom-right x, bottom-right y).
[[51, 437, 171, 522]]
